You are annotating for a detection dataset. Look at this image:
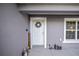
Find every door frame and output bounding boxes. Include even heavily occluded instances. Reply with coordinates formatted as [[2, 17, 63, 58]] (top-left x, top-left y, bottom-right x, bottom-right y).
[[30, 17, 47, 48]]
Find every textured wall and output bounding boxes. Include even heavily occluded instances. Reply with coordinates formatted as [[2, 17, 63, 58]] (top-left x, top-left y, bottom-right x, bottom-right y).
[[47, 15, 64, 46], [0, 4, 28, 56]]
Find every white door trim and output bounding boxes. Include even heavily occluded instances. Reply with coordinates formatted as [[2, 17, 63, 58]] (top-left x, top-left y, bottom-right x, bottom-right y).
[[30, 17, 47, 48]]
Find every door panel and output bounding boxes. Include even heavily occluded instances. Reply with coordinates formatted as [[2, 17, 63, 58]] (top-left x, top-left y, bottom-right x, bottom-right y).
[[32, 20, 44, 45], [30, 17, 47, 48], [31, 17, 45, 46]]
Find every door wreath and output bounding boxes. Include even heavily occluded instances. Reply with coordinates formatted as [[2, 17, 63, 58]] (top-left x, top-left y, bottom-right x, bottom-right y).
[[35, 22, 41, 28]]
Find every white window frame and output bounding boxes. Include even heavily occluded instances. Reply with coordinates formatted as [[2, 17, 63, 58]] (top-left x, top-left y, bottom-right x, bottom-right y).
[[63, 18, 79, 43]]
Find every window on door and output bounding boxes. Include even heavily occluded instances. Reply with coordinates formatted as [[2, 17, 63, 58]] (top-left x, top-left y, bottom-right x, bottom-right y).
[[64, 18, 79, 43]]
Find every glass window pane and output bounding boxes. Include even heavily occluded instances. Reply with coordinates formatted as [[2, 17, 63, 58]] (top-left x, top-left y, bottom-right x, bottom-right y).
[[66, 21, 76, 29], [77, 31, 79, 39], [66, 31, 75, 39], [77, 22, 79, 29]]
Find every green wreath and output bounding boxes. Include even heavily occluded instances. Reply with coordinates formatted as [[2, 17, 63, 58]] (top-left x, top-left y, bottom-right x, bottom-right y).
[[35, 22, 41, 28]]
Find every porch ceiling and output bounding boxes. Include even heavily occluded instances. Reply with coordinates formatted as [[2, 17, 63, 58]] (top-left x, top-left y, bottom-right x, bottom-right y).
[[18, 3, 79, 15], [20, 11, 79, 15]]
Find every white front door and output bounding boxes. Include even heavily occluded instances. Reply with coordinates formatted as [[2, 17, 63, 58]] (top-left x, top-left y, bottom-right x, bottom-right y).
[[30, 17, 47, 48]]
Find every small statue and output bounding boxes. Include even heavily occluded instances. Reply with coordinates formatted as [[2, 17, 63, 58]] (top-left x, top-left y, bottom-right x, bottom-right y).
[[54, 44, 57, 49], [49, 44, 53, 49], [54, 44, 62, 50], [22, 48, 29, 56]]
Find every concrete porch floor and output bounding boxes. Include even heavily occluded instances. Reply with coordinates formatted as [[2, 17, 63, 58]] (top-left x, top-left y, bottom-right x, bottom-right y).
[[25, 46, 79, 56], [28, 46, 52, 56]]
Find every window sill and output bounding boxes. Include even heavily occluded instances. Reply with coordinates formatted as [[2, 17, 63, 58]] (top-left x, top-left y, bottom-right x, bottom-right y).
[[63, 40, 79, 43]]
